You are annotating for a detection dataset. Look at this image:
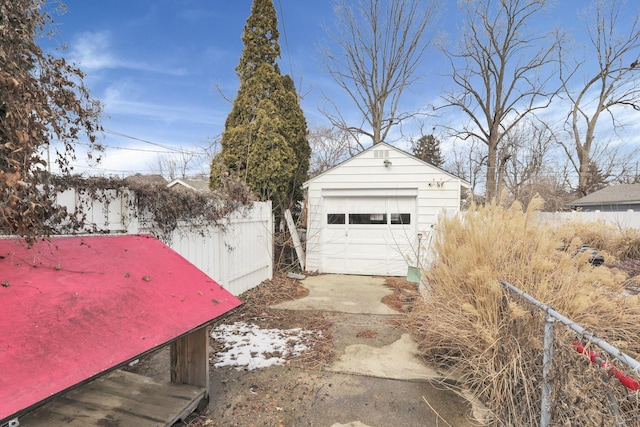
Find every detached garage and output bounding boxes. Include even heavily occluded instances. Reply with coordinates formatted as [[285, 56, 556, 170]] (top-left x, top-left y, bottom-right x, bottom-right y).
[[303, 142, 468, 276]]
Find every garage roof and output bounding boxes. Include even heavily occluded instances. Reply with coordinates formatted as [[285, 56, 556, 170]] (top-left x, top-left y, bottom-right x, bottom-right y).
[[303, 142, 470, 189]]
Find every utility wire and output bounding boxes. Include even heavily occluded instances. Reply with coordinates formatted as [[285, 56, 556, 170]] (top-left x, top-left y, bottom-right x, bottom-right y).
[[276, 0, 294, 79], [70, 164, 150, 174], [103, 128, 198, 154], [75, 140, 192, 155]]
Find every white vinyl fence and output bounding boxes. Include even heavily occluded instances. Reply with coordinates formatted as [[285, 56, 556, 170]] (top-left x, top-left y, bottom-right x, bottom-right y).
[[537, 211, 640, 229], [159, 202, 273, 296], [48, 189, 273, 296]]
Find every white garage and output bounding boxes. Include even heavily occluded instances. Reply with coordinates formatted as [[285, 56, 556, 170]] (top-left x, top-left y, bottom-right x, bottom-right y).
[[303, 143, 468, 276]]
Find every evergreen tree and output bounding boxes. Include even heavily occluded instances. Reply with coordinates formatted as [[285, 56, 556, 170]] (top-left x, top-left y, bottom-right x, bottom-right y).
[[411, 134, 443, 167], [278, 75, 310, 210], [211, 0, 309, 220]]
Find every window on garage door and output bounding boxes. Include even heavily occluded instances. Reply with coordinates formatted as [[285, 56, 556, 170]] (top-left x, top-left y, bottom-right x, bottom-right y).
[[349, 213, 387, 224], [327, 213, 346, 224], [326, 212, 410, 225], [390, 213, 411, 224]]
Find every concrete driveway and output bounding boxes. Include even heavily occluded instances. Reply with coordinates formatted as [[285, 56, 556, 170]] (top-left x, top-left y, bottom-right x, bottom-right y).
[[272, 275, 397, 315], [271, 274, 485, 427]]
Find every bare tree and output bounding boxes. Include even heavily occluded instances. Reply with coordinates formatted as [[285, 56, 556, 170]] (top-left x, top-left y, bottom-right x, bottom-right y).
[[495, 118, 576, 210], [322, 0, 439, 149], [308, 126, 351, 177], [514, 171, 573, 211], [617, 160, 640, 184], [584, 137, 640, 188], [500, 118, 554, 201], [558, 0, 640, 196], [150, 148, 196, 181], [150, 155, 177, 181], [445, 139, 487, 199], [439, 0, 558, 200]]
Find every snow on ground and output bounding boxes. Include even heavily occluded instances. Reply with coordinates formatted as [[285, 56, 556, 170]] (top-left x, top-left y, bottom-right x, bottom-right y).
[[210, 322, 321, 370]]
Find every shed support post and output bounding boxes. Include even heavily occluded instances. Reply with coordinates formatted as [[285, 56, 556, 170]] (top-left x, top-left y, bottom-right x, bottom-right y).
[[541, 315, 554, 427], [171, 327, 210, 398]]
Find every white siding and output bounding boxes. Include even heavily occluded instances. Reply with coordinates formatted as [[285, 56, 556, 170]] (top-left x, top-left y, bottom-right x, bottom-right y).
[[305, 143, 464, 275]]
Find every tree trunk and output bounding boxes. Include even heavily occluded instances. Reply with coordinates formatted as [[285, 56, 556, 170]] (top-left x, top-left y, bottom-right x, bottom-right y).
[[486, 143, 498, 201], [577, 149, 590, 196]]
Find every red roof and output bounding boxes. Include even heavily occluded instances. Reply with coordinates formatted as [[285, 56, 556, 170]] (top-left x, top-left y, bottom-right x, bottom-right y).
[[0, 234, 242, 422]]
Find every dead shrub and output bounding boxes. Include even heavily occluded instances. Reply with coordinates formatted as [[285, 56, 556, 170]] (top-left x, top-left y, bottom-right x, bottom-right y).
[[408, 197, 640, 426], [557, 220, 640, 261]]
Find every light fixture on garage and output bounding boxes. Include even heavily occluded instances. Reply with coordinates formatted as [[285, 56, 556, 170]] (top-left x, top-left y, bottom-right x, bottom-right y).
[[428, 179, 444, 188], [383, 159, 392, 167]]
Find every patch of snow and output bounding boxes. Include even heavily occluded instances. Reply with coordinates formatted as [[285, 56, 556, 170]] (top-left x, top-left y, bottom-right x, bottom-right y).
[[210, 322, 321, 370]]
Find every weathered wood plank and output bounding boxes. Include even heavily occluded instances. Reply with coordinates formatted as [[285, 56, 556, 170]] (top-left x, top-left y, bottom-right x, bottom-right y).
[[20, 370, 206, 427], [171, 326, 210, 394]]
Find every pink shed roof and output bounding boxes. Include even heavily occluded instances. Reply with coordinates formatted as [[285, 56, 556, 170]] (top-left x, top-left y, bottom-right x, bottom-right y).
[[0, 234, 242, 422]]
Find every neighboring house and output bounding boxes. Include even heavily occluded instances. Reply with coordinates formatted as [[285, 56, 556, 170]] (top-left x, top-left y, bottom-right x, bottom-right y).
[[167, 178, 211, 192], [303, 142, 469, 276], [569, 184, 640, 212]]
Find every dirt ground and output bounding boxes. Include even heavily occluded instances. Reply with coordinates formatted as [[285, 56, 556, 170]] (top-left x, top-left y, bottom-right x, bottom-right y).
[[126, 275, 472, 427]]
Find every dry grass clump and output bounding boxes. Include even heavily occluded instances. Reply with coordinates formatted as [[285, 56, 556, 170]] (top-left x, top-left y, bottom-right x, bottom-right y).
[[408, 197, 640, 426], [558, 220, 640, 260]]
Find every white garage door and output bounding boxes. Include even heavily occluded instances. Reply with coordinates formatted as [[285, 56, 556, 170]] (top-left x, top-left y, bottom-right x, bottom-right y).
[[321, 196, 416, 276]]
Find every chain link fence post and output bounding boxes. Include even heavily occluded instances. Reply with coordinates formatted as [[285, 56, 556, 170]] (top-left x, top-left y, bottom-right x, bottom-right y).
[[541, 315, 554, 427]]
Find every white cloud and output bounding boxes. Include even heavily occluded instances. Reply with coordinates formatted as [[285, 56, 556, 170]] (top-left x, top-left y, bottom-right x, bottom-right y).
[[103, 91, 226, 128], [70, 31, 119, 71], [69, 31, 188, 76], [52, 138, 211, 178]]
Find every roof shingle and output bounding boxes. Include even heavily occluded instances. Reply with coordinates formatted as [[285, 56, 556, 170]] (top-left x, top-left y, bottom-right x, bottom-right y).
[[570, 184, 640, 206]]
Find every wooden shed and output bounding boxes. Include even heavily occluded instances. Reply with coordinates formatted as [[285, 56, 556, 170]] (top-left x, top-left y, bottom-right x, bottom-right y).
[[0, 234, 241, 426], [303, 142, 468, 276]]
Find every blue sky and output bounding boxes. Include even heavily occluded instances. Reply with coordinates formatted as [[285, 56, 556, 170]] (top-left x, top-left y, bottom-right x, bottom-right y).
[[42, 0, 347, 177], [41, 0, 640, 180]]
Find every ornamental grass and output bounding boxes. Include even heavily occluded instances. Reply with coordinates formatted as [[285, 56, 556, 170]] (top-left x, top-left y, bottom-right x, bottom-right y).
[[408, 197, 640, 426]]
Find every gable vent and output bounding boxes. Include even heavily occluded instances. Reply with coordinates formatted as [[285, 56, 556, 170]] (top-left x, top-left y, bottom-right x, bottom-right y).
[[374, 150, 390, 158]]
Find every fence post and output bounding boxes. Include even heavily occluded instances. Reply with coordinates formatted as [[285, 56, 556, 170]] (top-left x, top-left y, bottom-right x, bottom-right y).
[[501, 279, 640, 426], [541, 315, 554, 427], [499, 280, 640, 375]]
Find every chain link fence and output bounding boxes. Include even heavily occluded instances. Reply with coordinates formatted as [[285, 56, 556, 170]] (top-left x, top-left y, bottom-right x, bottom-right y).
[[500, 280, 640, 426]]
